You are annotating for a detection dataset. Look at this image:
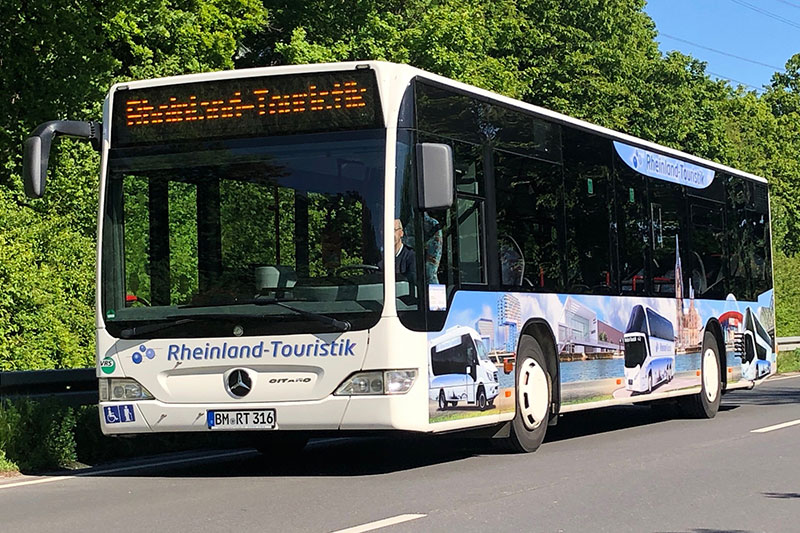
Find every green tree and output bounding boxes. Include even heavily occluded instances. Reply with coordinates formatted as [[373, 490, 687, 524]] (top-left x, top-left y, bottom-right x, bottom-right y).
[[0, 0, 268, 369]]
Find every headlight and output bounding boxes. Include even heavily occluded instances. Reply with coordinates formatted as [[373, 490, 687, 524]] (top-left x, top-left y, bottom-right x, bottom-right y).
[[99, 378, 154, 401], [335, 369, 417, 396]]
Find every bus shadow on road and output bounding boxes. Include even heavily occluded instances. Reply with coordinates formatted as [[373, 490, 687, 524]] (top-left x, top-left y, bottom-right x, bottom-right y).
[[721, 384, 800, 406], [88, 403, 722, 478], [543, 402, 731, 443]]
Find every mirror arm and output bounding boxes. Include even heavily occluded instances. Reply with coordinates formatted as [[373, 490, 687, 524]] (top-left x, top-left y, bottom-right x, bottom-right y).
[[23, 120, 102, 198]]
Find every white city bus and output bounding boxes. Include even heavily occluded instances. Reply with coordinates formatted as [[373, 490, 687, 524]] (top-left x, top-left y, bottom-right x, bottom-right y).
[[429, 326, 499, 411], [23, 61, 775, 453], [623, 305, 675, 394]]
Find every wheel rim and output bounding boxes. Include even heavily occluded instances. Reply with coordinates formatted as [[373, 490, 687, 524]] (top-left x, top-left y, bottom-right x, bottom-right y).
[[518, 358, 548, 430], [702, 347, 720, 402]]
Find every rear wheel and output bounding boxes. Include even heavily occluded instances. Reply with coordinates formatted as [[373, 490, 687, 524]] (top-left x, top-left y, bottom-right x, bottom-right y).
[[680, 331, 721, 418], [438, 390, 447, 410], [500, 336, 551, 453]]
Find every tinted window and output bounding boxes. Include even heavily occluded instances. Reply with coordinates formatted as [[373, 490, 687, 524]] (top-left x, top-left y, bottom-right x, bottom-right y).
[[430, 334, 474, 375], [689, 199, 726, 299], [615, 156, 649, 295], [649, 179, 685, 296], [726, 175, 771, 300], [647, 308, 674, 340], [495, 151, 564, 290], [563, 127, 615, 294]]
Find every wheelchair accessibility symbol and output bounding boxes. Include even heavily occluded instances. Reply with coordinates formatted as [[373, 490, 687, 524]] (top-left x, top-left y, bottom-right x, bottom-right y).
[[104, 405, 136, 424]]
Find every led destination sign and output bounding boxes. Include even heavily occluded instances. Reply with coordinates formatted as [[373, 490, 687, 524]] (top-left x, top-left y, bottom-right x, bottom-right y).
[[111, 69, 383, 147]]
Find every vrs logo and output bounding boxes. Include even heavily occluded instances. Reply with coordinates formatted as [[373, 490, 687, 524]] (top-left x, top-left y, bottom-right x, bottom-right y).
[[132, 344, 156, 364]]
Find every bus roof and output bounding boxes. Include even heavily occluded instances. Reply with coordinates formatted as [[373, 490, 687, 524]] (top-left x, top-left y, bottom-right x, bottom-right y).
[[108, 60, 768, 185]]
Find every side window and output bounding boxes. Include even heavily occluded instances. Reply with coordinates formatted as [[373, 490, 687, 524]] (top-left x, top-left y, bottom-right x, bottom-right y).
[[457, 197, 485, 283], [688, 200, 726, 299], [726, 176, 772, 300], [415, 135, 485, 287], [495, 151, 564, 291], [615, 159, 649, 295], [453, 142, 486, 284], [649, 180, 684, 296], [562, 127, 615, 294]]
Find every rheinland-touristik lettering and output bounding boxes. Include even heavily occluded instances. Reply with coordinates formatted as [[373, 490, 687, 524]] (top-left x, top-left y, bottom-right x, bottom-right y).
[[165, 339, 357, 361]]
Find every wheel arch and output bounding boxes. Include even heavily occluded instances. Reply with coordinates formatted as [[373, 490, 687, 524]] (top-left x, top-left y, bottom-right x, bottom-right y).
[[704, 318, 727, 393], [519, 319, 560, 420]]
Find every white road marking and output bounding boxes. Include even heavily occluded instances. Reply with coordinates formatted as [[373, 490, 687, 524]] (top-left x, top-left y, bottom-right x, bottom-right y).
[[0, 449, 255, 490], [751, 419, 800, 433], [331, 514, 427, 533]]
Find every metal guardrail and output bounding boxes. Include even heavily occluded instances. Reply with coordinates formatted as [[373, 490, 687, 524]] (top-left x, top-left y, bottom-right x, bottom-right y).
[[777, 337, 800, 352], [0, 368, 98, 406]]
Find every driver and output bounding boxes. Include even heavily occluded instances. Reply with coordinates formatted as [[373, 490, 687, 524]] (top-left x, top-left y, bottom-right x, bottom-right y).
[[394, 219, 416, 284]]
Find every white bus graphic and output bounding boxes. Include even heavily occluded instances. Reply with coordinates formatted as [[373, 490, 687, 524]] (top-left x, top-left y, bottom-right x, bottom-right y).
[[624, 305, 675, 393], [737, 307, 772, 381], [429, 326, 499, 411]]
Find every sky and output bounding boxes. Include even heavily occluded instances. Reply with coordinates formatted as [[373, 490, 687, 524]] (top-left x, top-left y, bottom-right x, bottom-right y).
[[644, 0, 800, 93]]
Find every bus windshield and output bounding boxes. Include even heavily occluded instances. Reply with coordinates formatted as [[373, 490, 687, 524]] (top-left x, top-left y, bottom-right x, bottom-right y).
[[101, 129, 385, 338]]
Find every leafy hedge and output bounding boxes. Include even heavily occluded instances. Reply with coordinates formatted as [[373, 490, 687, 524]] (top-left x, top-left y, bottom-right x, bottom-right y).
[[0, 398, 250, 473]]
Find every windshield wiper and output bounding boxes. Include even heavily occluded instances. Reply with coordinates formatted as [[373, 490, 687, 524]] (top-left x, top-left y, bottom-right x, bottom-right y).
[[178, 296, 351, 331], [119, 317, 200, 339], [250, 296, 351, 331], [119, 296, 351, 338], [119, 313, 265, 338]]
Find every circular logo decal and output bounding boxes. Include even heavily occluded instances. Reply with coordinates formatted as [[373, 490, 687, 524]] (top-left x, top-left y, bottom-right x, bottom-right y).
[[100, 356, 116, 374]]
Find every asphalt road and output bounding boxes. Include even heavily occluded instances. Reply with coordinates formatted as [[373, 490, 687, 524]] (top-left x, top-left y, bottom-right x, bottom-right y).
[[2, 375, 800, 533]]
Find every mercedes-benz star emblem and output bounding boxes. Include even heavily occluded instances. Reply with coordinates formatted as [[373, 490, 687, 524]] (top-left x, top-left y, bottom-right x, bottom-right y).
[[227, 369, 252, 398]]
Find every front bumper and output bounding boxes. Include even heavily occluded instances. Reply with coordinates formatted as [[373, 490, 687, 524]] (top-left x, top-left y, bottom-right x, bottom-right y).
[[100, 392, 428, 435]]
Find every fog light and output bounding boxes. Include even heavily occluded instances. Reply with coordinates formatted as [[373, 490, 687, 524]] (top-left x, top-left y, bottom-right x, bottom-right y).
[[100, 378, 154, 401], [385, 370, 417, 394]]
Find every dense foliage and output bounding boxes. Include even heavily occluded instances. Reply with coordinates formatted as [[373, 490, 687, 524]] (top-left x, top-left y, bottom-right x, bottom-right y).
[[2, 0, 800, 370]]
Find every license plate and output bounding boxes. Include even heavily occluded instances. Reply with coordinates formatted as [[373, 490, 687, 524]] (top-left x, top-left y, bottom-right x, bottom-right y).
[[206, 409, 276, 430]]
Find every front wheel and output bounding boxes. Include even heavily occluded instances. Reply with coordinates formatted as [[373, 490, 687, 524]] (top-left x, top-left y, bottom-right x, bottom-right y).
[[438, 390, 447, 411], [680, 331, 721, 418], [500, 336, 551, 453], [477, 387, 487, 411]]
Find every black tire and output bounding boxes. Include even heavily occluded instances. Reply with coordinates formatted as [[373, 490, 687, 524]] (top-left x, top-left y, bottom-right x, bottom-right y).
[[680, 331, 722, 419], [499, 335, 552, 453], [477, 387, 487, 411], [438, 389, 447, 411], [252, 432, 308, 457], [449, 401, 458, 407]]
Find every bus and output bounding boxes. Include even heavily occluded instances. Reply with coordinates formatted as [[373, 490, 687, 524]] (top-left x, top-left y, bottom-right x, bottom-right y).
[[623, 305, 675, 394], [22, 61, 775, 453], [428, 326, 499, 411]]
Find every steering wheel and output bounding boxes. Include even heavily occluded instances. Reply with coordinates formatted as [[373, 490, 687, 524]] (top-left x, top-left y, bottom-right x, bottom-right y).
[[334, 264, 381, 276]]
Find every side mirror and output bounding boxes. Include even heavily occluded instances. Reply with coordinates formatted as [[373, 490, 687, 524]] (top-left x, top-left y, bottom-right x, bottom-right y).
[[22, 120, 101, 198], [417, 143, 454, 209]]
